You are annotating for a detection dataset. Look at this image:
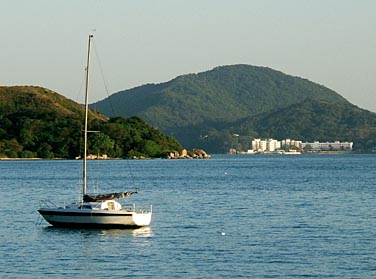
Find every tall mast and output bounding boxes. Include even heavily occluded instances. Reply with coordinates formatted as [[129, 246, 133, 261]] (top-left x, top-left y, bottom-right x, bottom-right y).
[[83, 34, 93, 197]]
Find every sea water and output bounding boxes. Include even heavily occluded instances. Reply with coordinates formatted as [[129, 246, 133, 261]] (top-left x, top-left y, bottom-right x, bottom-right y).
[[1, 154, 376, 278]]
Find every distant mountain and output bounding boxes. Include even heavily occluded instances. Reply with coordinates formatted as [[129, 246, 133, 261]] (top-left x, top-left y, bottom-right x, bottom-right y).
[[91, 64, 376, 152], [0, 86, 182, 158]]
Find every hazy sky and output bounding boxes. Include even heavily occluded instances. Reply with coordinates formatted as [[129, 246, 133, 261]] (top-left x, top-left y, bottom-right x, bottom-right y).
[[1, 0, 376, 111]]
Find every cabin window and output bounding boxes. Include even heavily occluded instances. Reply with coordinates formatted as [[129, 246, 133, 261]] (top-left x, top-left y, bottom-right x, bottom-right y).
[[108, 202, 115, 210]]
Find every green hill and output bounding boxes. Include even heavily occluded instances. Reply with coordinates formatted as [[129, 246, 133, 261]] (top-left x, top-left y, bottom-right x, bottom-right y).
[[0, 86, 182, 158], [91, 64, 376, 152], [92, 65, 347, 126]]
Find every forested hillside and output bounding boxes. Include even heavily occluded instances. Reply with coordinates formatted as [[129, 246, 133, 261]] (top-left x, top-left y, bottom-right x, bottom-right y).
[[0, 86, 182, 158], [93, 65, 347, 127], [91, 64, 376, 152]]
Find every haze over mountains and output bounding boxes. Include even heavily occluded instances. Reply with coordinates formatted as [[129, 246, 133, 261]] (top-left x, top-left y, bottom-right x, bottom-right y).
[[91, 64, 376, 153]]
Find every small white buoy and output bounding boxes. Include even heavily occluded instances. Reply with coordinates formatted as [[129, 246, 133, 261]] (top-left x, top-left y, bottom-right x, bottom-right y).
[[221, 232, 226, 236]]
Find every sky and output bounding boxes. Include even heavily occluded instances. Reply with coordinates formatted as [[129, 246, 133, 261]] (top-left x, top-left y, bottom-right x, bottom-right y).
[[1, 0, 376, 111]]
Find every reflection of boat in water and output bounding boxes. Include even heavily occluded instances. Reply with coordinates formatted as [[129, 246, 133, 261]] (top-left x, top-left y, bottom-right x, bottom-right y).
[[96, 226, 153, 237], [132, 226, 153, 237], [38, 35, 152, 229], [42, 226, 153, 238]]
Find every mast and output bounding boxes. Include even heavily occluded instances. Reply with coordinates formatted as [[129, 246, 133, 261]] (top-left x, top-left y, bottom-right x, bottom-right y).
[[83, 34, 93, 198]]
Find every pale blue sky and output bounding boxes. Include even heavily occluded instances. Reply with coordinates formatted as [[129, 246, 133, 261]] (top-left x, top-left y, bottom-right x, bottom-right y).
[[1, 0, 376, 111]]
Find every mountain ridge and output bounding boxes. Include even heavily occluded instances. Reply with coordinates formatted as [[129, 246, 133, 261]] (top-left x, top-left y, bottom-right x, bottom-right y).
[[93, 65, 348, 126]]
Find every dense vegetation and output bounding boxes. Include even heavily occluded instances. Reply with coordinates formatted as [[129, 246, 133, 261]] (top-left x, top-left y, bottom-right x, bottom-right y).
[[0, 86, 182, 159], [92, 64, 376, 152]]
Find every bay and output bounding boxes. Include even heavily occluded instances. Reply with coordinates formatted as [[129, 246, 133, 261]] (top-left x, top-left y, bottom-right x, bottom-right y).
[[1, 154, 376, 278]]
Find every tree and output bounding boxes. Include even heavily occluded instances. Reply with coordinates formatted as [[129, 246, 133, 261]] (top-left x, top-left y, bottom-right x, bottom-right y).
[[4, 139, 23, 157], [89, 133, 115, 156], [37, 143, 54, 159], [303, 144, 312, 152], [139, 140, 161, 157]]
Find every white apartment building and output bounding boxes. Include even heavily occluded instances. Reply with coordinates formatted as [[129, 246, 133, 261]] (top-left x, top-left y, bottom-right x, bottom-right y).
[[251, 138, 281, 152], [267, 139, 281, 152], [282, 139, 302, 149], [251, 138, 353, 152], [301, 141, 353, 151]]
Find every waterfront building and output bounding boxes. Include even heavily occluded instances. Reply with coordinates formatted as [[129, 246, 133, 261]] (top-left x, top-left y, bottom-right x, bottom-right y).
[[250, 138, 353, 153]]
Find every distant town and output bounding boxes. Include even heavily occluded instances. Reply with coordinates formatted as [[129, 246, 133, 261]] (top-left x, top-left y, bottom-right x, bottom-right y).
[[230, 138, 354, 155]]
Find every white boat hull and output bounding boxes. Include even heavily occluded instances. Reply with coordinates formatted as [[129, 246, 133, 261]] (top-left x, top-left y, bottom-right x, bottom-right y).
[[38, 207, 152, 229]]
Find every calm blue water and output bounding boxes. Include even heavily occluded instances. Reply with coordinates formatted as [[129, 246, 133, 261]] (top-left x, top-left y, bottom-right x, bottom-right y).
[[1, 154, 376, 278]]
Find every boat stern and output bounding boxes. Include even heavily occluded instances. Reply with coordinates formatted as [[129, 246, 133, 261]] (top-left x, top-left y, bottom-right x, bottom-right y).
[[133, 211, 152, 226]]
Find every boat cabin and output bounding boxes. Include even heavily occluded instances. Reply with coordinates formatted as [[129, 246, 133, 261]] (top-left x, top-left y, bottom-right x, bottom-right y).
[[100, 200, 122, 211]]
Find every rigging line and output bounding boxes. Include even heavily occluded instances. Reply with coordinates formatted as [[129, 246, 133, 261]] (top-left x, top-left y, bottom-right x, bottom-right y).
[[91, 39, 117, 118], [75, 71, 86, 106], [91, 39, 138, 190], [126, 157, 138, 190], [74, 71, 87, 140]]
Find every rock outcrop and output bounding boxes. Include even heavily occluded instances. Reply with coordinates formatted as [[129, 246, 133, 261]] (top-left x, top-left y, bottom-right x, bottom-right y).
[[168, 149, 211, 159]]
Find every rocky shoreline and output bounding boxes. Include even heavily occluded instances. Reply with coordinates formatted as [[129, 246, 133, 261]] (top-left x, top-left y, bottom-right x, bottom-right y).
[[167, 149, 211, 159], [0, 149, 211, 160]]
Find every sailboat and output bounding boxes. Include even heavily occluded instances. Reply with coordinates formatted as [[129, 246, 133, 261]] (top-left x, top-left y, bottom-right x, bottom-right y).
[[38, 35, 152, 229]]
